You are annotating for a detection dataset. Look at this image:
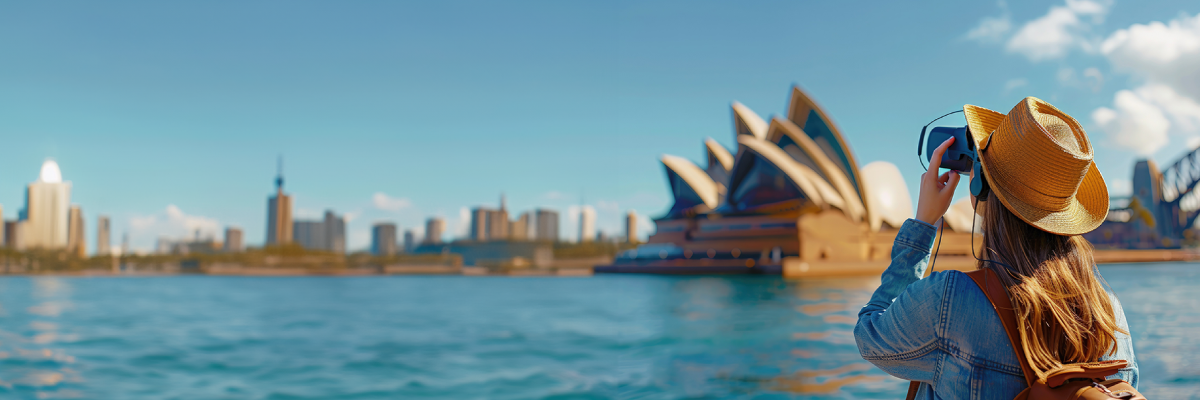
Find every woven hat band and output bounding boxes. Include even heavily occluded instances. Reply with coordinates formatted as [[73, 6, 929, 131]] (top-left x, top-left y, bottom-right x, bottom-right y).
[[985, 98, 1095, 212]]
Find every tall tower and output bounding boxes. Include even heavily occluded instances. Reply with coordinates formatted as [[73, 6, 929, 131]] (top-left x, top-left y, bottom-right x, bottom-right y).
[[23, 160, 72, 250], [424, 217, 445, 244], [371, 223, 398, 256], [96, 215, 111, 256], [67, 205, 85, 257], [625, 210, 637, 243], [266, 156, 294, 246], [224, 226, 244, 253], [535, 208, 559, 242], [579, 205, 595, 243]]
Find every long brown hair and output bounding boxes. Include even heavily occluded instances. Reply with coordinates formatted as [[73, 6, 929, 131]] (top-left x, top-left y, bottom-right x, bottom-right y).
[[977, 196, 1126, 378]]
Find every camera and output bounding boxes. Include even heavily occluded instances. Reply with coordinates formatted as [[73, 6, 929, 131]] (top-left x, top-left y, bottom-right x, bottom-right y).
[[925, 126, 976, 173]]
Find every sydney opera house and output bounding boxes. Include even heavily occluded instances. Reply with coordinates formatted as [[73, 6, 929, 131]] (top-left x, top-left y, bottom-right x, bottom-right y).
[[598, 86, 982, 276]]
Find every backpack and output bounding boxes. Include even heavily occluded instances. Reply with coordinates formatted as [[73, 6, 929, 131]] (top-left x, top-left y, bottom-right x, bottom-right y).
[[905, 268, 1146, 400]]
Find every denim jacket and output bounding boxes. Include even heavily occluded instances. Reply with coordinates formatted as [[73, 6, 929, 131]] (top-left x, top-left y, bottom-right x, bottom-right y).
[[854, 219, 1138, 400]]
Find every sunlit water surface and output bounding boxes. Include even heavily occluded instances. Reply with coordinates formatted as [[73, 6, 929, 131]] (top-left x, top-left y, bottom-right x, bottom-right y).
[[0, 263, 1194, 399]]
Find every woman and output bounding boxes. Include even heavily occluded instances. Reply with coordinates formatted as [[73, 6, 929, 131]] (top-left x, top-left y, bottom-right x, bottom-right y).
[[853, 97, 1138, 399]]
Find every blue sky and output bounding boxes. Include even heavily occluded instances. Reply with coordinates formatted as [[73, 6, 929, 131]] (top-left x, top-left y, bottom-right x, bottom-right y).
[[2, 0, 1199, 252]]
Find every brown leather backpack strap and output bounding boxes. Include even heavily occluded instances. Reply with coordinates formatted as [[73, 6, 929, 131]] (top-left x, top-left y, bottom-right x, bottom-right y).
[[904, 381, 920, 400], [965, 269, 1036, 387]]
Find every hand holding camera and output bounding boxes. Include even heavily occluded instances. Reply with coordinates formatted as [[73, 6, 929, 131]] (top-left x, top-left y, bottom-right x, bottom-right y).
[[916, 137, 961, 225]]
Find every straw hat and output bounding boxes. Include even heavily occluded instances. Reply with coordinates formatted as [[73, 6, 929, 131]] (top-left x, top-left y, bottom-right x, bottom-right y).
[[962, 97, 1108, 236]]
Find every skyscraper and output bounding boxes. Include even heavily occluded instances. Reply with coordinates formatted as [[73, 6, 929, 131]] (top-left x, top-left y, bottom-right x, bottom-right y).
[[325, 210, 346, 254], [510, 212, 530, 241], [67, 205, 85, 257], [371, 223, 397, 256], [535, 208, 558, 242], [22, 160, 72, 250], [579, 205, 595, 243], [403, 230, 415, 253], [3, 220, 18, 249], [470, 208, 489, 241], [97, 215, 111, 256], [266, 157, 293, 246], [293, 210, 346, 253], [625, 210, 637, 243], [487, 209, 509, 240], [293, 221, 326, 251], [424, 217, 444, 244], [224, 227, 244, 252]]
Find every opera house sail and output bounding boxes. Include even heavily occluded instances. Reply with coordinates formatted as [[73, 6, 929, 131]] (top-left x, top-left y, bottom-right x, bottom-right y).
[[598, 86, 978, 276]]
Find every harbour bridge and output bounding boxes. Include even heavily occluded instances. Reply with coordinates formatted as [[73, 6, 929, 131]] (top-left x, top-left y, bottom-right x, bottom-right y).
[[1087, 147, 1200, 249]]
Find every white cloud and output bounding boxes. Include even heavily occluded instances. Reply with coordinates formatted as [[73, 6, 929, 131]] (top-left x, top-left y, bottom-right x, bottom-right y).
[[1004, 78, 1028, 93], [128, 205, 221, 249], [1090, 12, 1200, 156], [454, 207, 470, 238], [1057, 66, 1105, 92], [1083, 67, 1104, 92], [1107, 178, 1133, 196], [1101, 12, 1200, 100], [1135, 84, 1200, 132], [542, 191, 570, 201], [1005, 0, 1110, 61], [1092, 84, 1200, 156], [1092, 89, 1170, 155], [294, 207, 321, 219], [371, 192, 412, 212], [1057, 67, 1076, 84], [967, 15, 1013, 42], [595, 199, 620, 213]]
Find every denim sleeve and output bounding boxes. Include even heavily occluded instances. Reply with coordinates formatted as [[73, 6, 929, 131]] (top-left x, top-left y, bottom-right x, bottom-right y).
[[1103, 292, 1139, 389], [854, 218, 943, 381]]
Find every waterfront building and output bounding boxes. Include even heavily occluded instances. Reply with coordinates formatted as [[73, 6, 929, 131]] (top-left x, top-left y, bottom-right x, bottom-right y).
[[600, 85, 938, 275], [3, 220, 18, 249], [578, 206, 595, 243], [470, 208, 490, 241], [67, 205, 85, 257], [265, 159, 293, 246], [293, 221, 325, 250], [510, 212, 530, 241], [705, 138, 734, 197], [291, 212, 347, 253], [487, 207, 509, 241], [470, 196, 516, 242], [404, 230, 415, 253], [625, 211, 637, 243], [372, 223, 398, 256], [97, 215, 111, 255], [424, 217, 444, 244], [158, 231, 221, 255], [535, 209, 558, 242], [325, 210, 346, 253], [224, 227, 244, 253], [22, 160, 72, 250]]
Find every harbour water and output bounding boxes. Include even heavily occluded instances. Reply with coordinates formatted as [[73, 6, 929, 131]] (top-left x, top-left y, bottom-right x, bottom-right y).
[[0, 263, 1194, 399]]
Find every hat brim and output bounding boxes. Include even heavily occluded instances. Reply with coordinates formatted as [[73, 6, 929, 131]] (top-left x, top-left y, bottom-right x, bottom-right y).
[[963, 104, 1005, 150], [980, 155, 1110, 236]]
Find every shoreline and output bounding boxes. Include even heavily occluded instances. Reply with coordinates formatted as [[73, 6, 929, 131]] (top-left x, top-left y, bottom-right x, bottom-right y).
[[0, 250, 1193, 278]]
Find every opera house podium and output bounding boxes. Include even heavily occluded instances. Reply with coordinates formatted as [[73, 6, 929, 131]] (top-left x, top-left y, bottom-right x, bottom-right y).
[[596, 86, 981, 277]]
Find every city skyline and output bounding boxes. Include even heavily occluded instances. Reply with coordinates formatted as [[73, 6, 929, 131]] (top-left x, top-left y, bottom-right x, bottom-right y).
[[3, 1, 1200, 252]]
